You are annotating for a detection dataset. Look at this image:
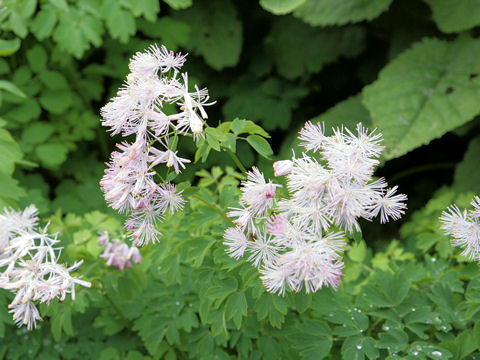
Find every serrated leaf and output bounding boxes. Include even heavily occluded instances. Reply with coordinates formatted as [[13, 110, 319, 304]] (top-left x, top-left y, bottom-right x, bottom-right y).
[[247, 135, 273, 158], [0, 38, 21, 56], [175, 0, 242, 70], [294, 0, 393, 26], [260, 0, 307, 15], [0, 128, 22, 174], [267, 17, 365, 79], [104, 1, 136, 43], [224, 292, 247, 329], [363, 36, 480, 160], [427, 0, 480, 33], [0, 172, 25, 200]]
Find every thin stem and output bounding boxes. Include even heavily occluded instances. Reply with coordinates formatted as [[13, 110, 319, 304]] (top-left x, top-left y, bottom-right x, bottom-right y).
[[192, 195, 235, 226], [227, 149, 247, 174], [389, 162, 456, 183]]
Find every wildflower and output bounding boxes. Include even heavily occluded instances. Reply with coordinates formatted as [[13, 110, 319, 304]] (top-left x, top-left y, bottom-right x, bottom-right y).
[[440, 198, 480, 261], [99, 233, 142, 271], [223, 122, 407, 296], [223, 227, 250, 259], [0, 205, 90, 330]]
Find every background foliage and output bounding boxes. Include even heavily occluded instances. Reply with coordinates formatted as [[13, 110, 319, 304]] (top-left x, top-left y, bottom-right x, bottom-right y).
[[1, 0, 480, 359]]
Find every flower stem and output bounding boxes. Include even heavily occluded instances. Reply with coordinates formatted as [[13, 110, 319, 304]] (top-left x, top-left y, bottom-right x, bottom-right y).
[[192, 195, 235, 226], [227, 149, 247, 174]]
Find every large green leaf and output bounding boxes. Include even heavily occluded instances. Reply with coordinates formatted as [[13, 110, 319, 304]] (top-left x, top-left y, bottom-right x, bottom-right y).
[[267, 17, 365, 79], [362, 36, 480, 160], [260, 0, 307, 15], [0, 39, 21, 56], [426, 0, 480, 33], [175, 0, 242, 70], [293, 0, 393, 26]]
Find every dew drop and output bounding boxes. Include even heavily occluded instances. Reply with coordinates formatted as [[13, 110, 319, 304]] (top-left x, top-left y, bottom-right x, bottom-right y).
[[356, 345, 362, 350], [343, 324, 347, 327], [384, 326, 390, 331], [411, 308, 416, 312], [413, 352, 419, 356], [329, 312, 334, 317], [432, 350, 442, 357], [176, 301, 180, 306], [432, 257, 437, 262]]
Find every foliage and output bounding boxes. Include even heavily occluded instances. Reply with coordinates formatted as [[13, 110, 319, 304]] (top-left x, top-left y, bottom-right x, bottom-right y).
[[1, 0, 480, 359]]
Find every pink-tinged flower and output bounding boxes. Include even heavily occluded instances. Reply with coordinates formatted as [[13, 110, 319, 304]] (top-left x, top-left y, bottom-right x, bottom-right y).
[[440, 198, 480, 261], [259, 263, 291, 296], [0, 205, 90, 330], [227, 207, 255, 231], [369, 186, 408, 223], [125, 197, 164, 247], [299, 121, 325, 152], [154, 44, 187, 73], [273, 160, 293, 177], [240, 167, 281, 216], [149, 147, 190, 174], [99, 235, 142, 271], [157, 183, 185, 214], [247, 229, 280, 268], [8, 301, 42, 331], [223, 227, 250, 259], [266, 215, 287, 236]]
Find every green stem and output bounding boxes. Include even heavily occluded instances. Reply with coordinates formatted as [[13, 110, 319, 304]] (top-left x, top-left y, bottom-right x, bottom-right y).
[[227, 149, 247, 174], [95, 279, 133, 328], [192, 195, 235, 226], [389, 162, 456, 183]]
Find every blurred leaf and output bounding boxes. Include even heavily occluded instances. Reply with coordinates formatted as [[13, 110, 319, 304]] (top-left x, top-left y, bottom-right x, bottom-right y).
[[0, 38, 21, 56], [294, 0, 393, 26], [260, 0, 307, 15], [267, 17, 365, 79], [176, 0, 242, 70], [453, 136, 480, 194], [427, 0, 480, 33], [36, 143, 68, 168]]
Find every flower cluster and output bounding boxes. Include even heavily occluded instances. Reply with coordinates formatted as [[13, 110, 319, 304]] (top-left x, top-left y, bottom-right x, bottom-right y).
[[440, 196, 480, 261], [100, 45, 210, 246], [98, 232, 141, 271], [224, 122, 407, 295], [0, 205, 90, 330]]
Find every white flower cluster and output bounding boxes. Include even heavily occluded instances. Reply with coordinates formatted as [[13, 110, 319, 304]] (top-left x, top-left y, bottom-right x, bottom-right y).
[[224, 122, 407, 296], [98, 232, 141, 271], [440, 196, 480, 260], [100, 45, 212, 246], [0, 205, 90, 330]]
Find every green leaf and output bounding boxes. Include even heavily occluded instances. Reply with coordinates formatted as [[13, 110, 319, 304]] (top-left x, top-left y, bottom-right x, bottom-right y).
[[30, 8, 58, 40], [0, 38, 21, 56], [139, 17, 190, 50], [39, 71, 69, 90], [53, 9, 103, 58], [163, 0, 193, 9], [453, 136, 480, 194], [267, 17, 365, 79], [0, 80, 26, 98], [205, 127, 221, 151], [224, 292, 247, 329], [175, 0, 242, 70], [26, 45, 48, 73], [247, 135, 273, 158], [104, 0, 136, 43], [293, 0, 393, 26], [35, 143, 68, 168], [49, 0, 69, 11], [427, 0, 480, 33], [39, 89, 73, 114], [0, 128, 22, 174], [260, 0, 307, 15], [0, 172, 26, 200], [342, 336, 378, 360], [363, 36, 480, 160], [22, 122, 55, 144], [348, 241, 367, 262]]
